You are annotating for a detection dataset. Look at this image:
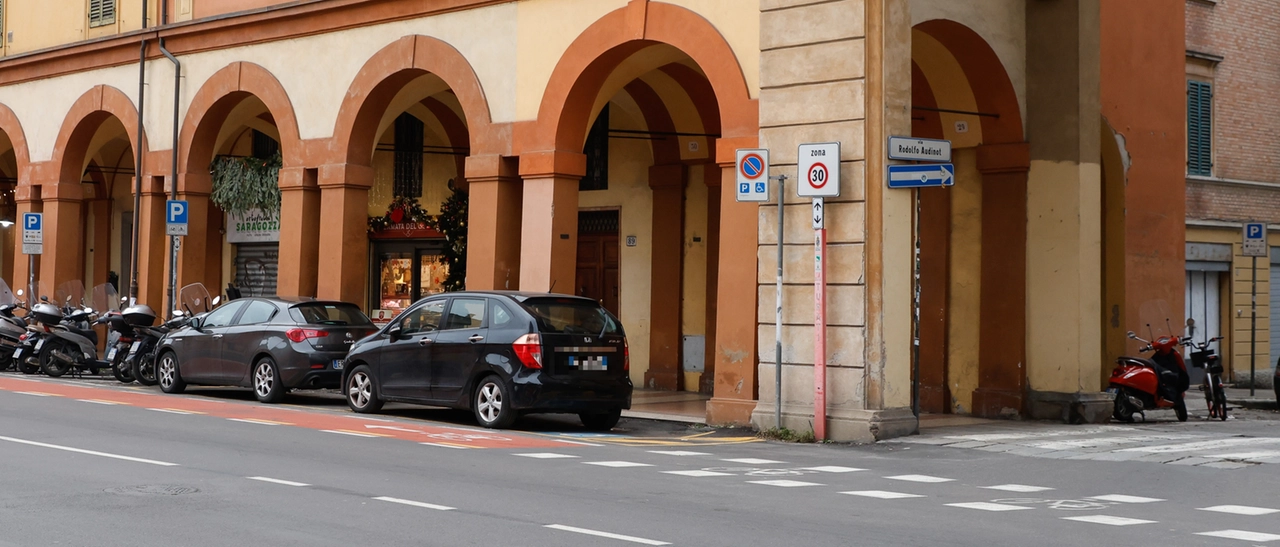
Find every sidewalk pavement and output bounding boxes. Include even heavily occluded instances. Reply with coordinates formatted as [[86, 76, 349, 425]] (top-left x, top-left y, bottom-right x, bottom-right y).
[[1224, 386, 1277, 409]]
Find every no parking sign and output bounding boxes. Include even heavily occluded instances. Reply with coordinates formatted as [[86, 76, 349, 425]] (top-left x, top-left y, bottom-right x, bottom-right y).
[[735, 149, 769, 202]]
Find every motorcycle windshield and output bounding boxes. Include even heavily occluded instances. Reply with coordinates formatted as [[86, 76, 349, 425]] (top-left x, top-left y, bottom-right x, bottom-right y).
[[179, 283, 213, 315], [0, 278, 16, 307], [91, 283, 120, 313], [1135, 299, 1179, 353], [55, 280, 86, 308]]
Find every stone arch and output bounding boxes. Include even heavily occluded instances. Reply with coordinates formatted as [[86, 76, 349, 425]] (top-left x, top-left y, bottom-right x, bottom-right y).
[[180, 61, 303, 181], [50, 85, 149, 192], [526, 1, 757, 154], [0, 103, 31, 182], [331, 35, 498, 166], [914, 19, 1024, 144]]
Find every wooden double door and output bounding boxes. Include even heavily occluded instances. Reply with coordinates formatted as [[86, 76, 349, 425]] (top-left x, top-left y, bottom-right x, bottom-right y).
[[576, 212, 620, 317]]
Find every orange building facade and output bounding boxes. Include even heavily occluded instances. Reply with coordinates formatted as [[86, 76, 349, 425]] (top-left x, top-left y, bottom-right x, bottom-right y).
[[0, 0, 1187, 440]]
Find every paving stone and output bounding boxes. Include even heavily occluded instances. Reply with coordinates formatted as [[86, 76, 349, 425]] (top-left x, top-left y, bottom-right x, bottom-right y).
[[1168, 457, 1215, 466], [1199, 461, 1253, 470]]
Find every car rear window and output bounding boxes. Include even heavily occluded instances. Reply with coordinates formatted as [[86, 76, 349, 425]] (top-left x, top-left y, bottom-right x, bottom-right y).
[[288, 303, 373, 326], [521, 298, 622, 335]]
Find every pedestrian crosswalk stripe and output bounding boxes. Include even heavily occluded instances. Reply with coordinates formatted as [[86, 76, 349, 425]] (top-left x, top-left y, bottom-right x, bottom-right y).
[[982, 484, 1054, 493], [1195, 530, 1280, 542], [886, 474, 953, 483], [841, 490, 924, 499], [1062, 515, 1156, 526], [1198, 505, 1280, 516], [1088, 494, 1164, 504], [946, 502, 1032, 512]]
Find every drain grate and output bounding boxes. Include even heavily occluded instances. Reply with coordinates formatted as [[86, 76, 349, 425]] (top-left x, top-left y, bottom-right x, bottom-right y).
[[105, 485, 200, 496]]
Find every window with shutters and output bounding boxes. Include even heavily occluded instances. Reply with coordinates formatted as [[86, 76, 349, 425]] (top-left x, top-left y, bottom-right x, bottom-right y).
[[393, 113, 424, 198], [89, 0, 116, 28], [1187, 80, 1212, 176], [580, 105, 609, 191]]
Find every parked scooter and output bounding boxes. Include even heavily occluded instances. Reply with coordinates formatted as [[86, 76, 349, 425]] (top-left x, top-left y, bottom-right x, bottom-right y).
[[0, 279, 28, 367], [129, 283, 219, 386], [27, 281, 107, 378], [1109, 301, 1190, 422]]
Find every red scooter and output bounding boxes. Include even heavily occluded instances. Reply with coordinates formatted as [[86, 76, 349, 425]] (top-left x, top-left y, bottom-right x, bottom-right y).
[[1109, 302, 1190, 422]]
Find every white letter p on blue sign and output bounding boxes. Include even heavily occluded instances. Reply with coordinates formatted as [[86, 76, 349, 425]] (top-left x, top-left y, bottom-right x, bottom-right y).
[[23, 213, 39, 230], [167, 200, 188, 224]]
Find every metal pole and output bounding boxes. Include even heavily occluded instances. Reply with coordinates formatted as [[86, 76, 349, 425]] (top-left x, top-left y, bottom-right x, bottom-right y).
[[1251, 255, 1257, 397], [912, 188, 920, 420], [814, 217, 827, 441], [27, 254, 34, 301], [774, 174, 786, 430], [130, 0, 148, 300], [160, 39, 181, 319]]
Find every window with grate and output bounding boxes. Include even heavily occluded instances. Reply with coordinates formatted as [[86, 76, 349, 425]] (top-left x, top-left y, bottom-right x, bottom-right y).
[[580, 105, 609, 192], [393, 113, 424, 198], [89, 0, 116, 27], [251, 130, 279, 160], [578, 210, 619, 234], [1187, 80, 1212, 176]]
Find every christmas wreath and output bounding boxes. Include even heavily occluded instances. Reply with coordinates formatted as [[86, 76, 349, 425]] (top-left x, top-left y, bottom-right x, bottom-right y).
[[367, 195, 432, 233]]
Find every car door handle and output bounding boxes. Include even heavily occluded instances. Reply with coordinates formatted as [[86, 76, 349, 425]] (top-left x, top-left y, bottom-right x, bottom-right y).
[[469, 335, 484, 343], [418, 338, 433, 346], [212, 334, 224, 339]]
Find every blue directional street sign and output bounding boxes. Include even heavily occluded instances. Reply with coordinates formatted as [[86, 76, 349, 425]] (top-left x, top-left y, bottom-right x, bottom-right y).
[[887, 163, 954, 189], [166, 199, 189, 236]]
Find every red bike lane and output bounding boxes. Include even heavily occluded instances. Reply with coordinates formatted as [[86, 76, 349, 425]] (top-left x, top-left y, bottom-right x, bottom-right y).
[[0, 376, 582, 450]]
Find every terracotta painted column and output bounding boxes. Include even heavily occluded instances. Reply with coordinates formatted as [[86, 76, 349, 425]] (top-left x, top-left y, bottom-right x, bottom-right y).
[[90, 198, 111, 287], [465, 154, 522, 291], [39, 180, 83, 298], [276, 167, 320, 297], [517, 151, 584, 293], [706, 141, 759, 425], [12, 185, 39, 298], [700, 174, 721, 395], [175, 172, 216, 297], [136, 177, 168, 309], [316, 163, 373, 306], [646, 164, 687, 391]]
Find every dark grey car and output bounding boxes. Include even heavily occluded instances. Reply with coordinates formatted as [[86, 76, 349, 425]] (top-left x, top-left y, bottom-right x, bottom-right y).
[[156, 298, 377, 403]]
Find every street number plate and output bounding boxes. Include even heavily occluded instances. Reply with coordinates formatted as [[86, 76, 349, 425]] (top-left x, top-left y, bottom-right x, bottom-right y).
[[332, 360, 344, 370]]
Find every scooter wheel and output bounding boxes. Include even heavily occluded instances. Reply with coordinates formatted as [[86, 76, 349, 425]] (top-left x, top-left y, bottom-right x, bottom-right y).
[[17, 360, 39, 375], [39, 340, 72, 378], [1112, 389, 1136, 423], [1174, 397, 1188, 422]]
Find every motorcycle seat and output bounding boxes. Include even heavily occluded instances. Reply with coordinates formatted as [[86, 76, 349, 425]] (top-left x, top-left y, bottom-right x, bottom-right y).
[[1117, 356, 1158, 369]]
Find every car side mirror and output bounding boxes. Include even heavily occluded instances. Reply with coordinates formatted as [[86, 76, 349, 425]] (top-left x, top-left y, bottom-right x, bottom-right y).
[[189, 317, 203, 330], [387, 324, 403, 340]]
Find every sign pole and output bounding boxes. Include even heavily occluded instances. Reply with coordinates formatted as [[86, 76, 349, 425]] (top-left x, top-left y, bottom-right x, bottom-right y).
[[814, 199, 827, 441], [27, 254, 34, 301], [774, 174, 786, 430], [1251, 255, 1257, 397]]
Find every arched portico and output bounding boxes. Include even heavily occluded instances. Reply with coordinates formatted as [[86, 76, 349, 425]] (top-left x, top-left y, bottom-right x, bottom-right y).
[[0, 103, 30, 291]]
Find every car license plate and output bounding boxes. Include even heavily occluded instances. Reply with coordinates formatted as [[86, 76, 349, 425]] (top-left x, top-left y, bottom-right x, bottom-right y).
[[33, 339, 43, 351], [332, 360, 344, 370], [127, 340, 142, 357], [107, 347, 118, 360], [570, 356, 607, 371]]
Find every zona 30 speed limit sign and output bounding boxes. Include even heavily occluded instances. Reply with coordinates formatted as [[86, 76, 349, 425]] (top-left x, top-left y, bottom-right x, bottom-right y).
[[798, 142, 840, 197]]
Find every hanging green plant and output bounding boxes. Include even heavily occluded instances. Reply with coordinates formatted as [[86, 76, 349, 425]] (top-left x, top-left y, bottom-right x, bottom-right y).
[[430, 188, 468, 292], [210, 152, 283, 217], [367, 195, 433, 233]]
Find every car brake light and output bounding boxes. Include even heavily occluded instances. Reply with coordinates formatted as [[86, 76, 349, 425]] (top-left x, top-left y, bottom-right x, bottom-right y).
[[624, 339, 630, 372], [513, 333, 542, 369], [286, 328, 329, 343]]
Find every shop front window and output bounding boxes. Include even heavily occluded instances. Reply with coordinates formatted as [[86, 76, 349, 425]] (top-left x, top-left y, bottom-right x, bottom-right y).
[[376, 250, 449, 319]]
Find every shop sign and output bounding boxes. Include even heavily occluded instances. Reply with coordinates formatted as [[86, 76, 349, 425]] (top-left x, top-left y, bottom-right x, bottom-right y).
[[228, 209, 281, 243], [370, 309, 397, 326], [369, 222, 443, 240]]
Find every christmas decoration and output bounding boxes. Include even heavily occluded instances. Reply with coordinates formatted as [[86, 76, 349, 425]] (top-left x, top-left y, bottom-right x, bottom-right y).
[[367, 195, 432, 233], [430, 187, 468, 292], [210, 152, 283, 216]]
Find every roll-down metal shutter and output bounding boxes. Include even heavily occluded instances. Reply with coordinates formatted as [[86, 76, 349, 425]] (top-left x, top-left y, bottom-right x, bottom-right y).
[[233, 243, 279, 298]]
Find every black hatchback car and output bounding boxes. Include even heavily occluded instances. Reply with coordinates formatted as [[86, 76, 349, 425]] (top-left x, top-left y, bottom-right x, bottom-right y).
[[156, 298, 377, 403], [341, 292, 632, 430]]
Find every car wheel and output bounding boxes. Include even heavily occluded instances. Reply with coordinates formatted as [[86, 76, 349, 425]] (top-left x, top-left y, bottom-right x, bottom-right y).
[[253, 357, 286, 404], [579, 408, 622, 431], [346, 366, 384, 414], [473, 375, 516, 429], [157, 351, 186, 394]]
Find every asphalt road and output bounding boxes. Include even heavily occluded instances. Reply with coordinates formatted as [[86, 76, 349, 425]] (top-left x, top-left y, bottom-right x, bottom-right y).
[[2, 373, 1279, 547]]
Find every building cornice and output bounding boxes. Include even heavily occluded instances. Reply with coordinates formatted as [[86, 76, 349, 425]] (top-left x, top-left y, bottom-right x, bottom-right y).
[[1187, 174, 1280, 190]]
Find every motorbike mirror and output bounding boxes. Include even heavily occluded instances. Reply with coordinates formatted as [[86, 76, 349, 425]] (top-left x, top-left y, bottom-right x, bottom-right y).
[[1186, 318, 1196, 328], [173, 309, 184, 317], [15, 289, 22, 296], [1126, 331, 1137, 339], [40, 296, 48, 302], [212, 296, 222, 306]]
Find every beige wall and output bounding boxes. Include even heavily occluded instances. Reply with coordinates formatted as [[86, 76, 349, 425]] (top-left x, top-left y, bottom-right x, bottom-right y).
[[1186, 225, 1280, 378]]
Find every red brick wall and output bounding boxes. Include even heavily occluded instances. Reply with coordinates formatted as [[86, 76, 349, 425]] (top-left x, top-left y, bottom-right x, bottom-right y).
[[1186, 0, 1280, 185]]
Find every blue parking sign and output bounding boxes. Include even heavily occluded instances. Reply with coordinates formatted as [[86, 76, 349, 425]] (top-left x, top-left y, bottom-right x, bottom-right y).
[[166, 200, 189, 236], [22, 212, 40, 231]]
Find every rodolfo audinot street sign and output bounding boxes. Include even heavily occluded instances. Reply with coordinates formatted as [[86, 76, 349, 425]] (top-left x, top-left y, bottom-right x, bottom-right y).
[[888, 136, 951, 162]]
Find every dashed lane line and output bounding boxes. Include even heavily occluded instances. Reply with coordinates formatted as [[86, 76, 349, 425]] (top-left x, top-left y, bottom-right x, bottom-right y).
[[886, 474, 954, 483], [662, 470, 733, 477], [514, 453, 579, 459], [1062, 515, 1157, 526], [1195, 530, 1280, 542], [420, 442, 472, 449], [982, 484, 1054, 493], [246, 476, 310, 487], [1198, 505, 1280, 516], [722, 458, 784, 465], [841, 491, 924, 500], [146, 408, 204, 415], [647, 450, 713, 456], [545, 524, 670, 546], [373, 496, 455, 511], [945, 502, 1033, 512], [227, 418, 289, 426], [321, 429, 388, 438], [14, 391, 59, 397], [584, 461, 654, 468], [0, 435, 179, 466], [77, 399, 124, 405], [1088, 494, 1164, 504], [747, 480, 824, 488]]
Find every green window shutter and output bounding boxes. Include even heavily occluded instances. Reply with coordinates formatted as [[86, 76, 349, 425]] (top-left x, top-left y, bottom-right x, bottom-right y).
[[89, 0, 115, 27], [1187, 80, 1213, 176]]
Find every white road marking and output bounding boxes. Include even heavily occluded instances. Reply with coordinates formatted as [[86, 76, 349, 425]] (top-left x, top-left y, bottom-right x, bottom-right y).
[[1062, 515, 1156, 526], [584, 461, 653, 468], [803, 466, 865, 473], [247, 476, 309, 487], [373, 496, 455, 511], [554, 439, 605, 447], [1198, 505, 1280, 516], [321, 429, 381, 438], [885, 474, 953, 483], [982, 484, 1054, 493], [946, 502, 1032, 512], [146, 408, 202, 415], [1119, 437, 1280, 453], [841, 490, 924, 499], [514, 453, 579, 459], [545, 524, 670, 546], [1205, 450, 1280, 460], [1195, 530, 1280, 542], [722, 458, 784, 465], [1028, 434, 1201, 451], [648, 450, 713, 456], [420, 442, 472, 449], [747, 479, 824, 487], [0, 435, 179, 467], [77, 399, 123, 405], [1088, 494, 1164, 504], [663, 470, 733, 477], [227, 418, 284, 426], [15, 391, 59, 397]]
